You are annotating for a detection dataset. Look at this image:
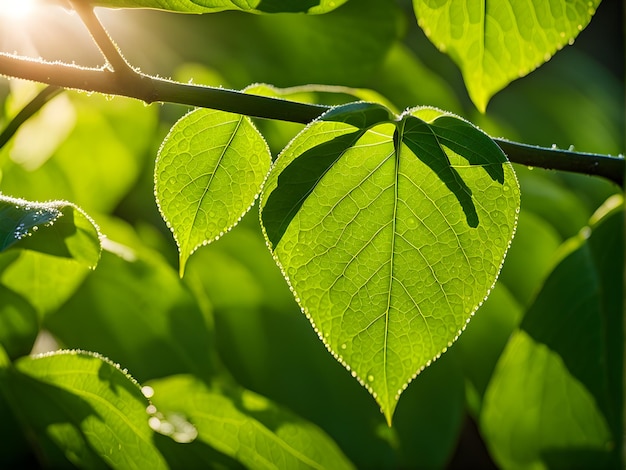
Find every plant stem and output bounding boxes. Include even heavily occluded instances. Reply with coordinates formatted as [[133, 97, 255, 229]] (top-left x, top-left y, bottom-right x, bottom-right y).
[[71, 1, 134, 75], [1, 52, 622, 186], [0, 85, 63, 148]]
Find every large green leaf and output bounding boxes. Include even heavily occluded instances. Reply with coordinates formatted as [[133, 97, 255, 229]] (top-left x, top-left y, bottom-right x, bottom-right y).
[[46, 0, 347, 14], [0, 195, 101, 269], [0, 350, 167, 469], [260, 103, 520, 423], [413, 0, 601, 111], [148, 374, 354, 470], [481, 196, 623, 469], [155, 108, 271, 276]]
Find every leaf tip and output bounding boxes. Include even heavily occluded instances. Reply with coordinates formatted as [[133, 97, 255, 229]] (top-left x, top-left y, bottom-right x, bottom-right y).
[[178, 254, 188, 279]]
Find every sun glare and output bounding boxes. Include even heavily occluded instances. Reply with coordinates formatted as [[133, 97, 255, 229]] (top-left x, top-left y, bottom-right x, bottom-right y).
[[0, 0, 37, 20]]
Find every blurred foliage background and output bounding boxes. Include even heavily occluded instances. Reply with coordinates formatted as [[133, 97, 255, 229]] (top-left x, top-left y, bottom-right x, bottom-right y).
[[0, 0, 623, 468]]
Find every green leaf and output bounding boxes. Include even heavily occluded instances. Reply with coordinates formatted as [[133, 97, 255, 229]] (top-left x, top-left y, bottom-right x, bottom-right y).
[[155, 108, 271, 276], [260, 103, 520, 423], [0, 195, 101, 269], [159, 0, 398, 89], [51, 0, 347, 14], [0, 350, 167, 469], [148, 374, 355, 470], [481, 196, 623, 469], [413, 0, 601, 111]]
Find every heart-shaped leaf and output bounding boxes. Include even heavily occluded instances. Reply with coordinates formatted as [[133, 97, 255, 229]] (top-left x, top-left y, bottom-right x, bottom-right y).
[[155, 108, 271, 276], [260, 103, 519, 423], [413, 0, 601, 111]]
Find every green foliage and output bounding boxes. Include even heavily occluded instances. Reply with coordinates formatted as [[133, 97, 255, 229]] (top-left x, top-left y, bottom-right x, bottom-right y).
[[155, 109, 271, 275], [149, 374, 355, 469], [481, 197, 623, 469], [58, 0, 347, 14], [0, 195, 101, 269], [0, 350, 168, 469], [260, 103, 519, 423], [414, 0, 602, 111], [0, 0, 623, 469]]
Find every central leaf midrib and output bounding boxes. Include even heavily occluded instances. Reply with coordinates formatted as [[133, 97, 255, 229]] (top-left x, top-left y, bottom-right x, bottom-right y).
[[184, 116, 243, 253], [382, 125, 401, 412]]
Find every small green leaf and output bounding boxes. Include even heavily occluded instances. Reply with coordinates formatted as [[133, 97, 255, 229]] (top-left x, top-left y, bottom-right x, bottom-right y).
[[148, 374, 355, 470], [260, 103, 520, 423], [413, 0, 601, 111], [0, 350, 168, 469], [49, 0, 347, 14], [481, 196, 623, 468], [0, 195, 101, 269], [155, 109, 271, 276]]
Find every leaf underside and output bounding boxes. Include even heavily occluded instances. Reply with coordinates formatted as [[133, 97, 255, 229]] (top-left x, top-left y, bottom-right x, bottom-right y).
[[260, 103, 520, 423], [413, 0, 601, 111], [0, 195, 101, 269]]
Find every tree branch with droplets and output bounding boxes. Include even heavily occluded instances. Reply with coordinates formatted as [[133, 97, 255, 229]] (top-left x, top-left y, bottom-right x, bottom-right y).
[[0, 4, 623, 187]]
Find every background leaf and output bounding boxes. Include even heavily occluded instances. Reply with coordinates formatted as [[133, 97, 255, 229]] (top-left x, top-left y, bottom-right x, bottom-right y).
[[47, 0, 348, 14], [413, 0, 601, 111], [155, 108, 271, 276], [0, 350, 168, 469], [480, 196, 623, 469], [0, 286, 38, 360], [1, 93, 157, 216], [261, 104, 520, 423], [44, 219, 220, 383], [149, 374, 355, 470]]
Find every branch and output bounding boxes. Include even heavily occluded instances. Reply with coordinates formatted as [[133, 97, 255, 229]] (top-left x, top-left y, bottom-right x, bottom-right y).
[[0, 85, 63, 148], [0, 52, 623, 187], [71, 0, 134, 75]]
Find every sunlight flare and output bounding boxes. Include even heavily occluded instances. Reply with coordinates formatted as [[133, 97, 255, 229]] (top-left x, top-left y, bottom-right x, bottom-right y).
[[0, 0, 37, 20]]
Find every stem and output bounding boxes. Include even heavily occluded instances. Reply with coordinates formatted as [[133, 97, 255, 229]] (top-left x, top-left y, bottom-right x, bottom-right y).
[[0, 9, 623, 187], [494, 139, 624, 187], [71, 1, 133, 75], [0, 85, 63, 148]]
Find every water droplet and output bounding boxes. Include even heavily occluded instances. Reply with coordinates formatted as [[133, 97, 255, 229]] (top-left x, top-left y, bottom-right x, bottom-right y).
[[340, 343, 347, 350], [367, 375, 374, 382]]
